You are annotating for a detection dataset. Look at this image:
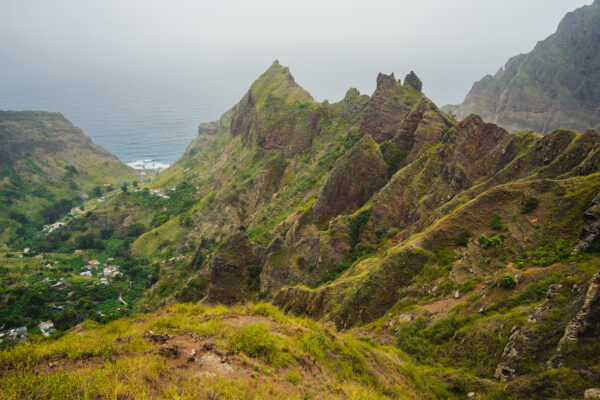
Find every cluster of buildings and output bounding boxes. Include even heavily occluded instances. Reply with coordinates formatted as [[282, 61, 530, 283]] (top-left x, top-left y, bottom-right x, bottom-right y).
[[79, 260, 121, 281], [39, 321, 56, 337], [43, 222, 65, 233], [149, 189, 170, 199], [69, 207, 83, 216], [40, 277, 67, 288], [0, 326, 28, 344], [0, 321, 56, 343]]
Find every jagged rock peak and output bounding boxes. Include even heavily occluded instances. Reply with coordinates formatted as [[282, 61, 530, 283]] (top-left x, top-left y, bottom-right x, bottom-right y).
[[376, 72, 397, 90], [344, 87, 361, 101], [248, 61, 314, 108], [404, 71, 422, 92]]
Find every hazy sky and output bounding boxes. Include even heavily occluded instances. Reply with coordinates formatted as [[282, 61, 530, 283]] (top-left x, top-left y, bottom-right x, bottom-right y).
[[1, 0, 594, 106]]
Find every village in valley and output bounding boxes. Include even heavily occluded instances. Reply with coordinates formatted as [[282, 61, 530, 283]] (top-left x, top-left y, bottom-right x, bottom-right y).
[[0, 174, 198, 348], [0, 247, 135, 346], [0, 179, 158, 347]]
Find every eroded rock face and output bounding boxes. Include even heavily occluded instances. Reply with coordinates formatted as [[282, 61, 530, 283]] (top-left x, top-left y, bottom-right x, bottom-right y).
[[336, 88, 370, 119], [573, 192, 600, 253], [385, 97, 453, 167], [549, 269, 600, 367], [273, 247, 435, 329], [441, 115, 515, 184], [205, 232, 264, 305], [585, 388, 600, 399], [312, 135, 388, 223], [494, 326, 531, 382], [230, 91, 259, 143], [365, 114, 516, 241]]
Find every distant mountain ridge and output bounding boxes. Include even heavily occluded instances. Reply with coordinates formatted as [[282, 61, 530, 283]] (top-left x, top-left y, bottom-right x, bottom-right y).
[[444, 0, 600, 133]]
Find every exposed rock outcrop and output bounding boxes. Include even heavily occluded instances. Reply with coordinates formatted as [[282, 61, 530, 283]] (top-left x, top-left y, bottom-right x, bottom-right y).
[[230, 91, 259, 143], [312, 135, 388, 223], [403, 71, 422, 92], [229, 61, 318, 155], [441, 115, 516, 183], [360, 73, 423, 143], [573, 192, 600, 253], [549, 269, 600, 368], [383, 97, 453, 169], [205, 232, 264, 305], [274, 247, 434, 329], [335, 88, 370, 119], [585, 388, 600, 399], [494, 326, 528, 382]]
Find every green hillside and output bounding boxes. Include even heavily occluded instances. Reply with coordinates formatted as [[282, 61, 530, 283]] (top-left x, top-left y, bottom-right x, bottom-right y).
[[0, 111, 139, 250]]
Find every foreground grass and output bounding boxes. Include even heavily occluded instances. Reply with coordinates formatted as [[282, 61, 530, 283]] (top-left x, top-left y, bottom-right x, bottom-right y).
[[0, 302, 485, 400]]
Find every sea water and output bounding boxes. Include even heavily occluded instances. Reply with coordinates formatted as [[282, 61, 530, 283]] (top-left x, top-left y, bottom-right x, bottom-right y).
[[0, 71, 248, 169]]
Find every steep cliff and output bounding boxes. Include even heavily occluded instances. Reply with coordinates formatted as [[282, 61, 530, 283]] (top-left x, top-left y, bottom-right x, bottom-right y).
[[444, 1, 600, 133]]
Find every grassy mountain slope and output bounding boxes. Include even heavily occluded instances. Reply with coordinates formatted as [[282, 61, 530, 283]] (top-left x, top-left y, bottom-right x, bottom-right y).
[[0, 111, 138, 249], [0, 303, 495, 400]]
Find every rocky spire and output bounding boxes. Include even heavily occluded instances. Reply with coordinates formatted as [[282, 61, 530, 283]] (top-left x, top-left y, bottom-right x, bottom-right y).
[[404, 71, 422, 92]]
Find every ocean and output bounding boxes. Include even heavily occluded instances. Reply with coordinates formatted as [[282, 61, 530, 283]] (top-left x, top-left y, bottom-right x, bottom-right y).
[[0, 72, 249, 169], [0, 67, 470, 169]]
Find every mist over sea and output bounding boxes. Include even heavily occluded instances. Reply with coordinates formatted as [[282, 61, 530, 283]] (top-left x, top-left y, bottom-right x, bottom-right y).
[[0, 66, 470, 168]]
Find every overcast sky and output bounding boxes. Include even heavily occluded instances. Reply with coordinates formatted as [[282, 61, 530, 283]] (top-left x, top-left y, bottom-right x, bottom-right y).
[[0, 0, 594, 105]]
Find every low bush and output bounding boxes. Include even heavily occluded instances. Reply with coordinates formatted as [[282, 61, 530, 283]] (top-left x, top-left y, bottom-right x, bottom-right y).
[[498, 274, 517, 290], [228, 323, 287, 366], [455, 230, 472, 247], [521, 197, 539, 214]]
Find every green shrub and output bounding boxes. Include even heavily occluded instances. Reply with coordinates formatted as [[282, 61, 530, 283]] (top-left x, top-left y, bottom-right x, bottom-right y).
[[437, 248, 456, 266], [228, 323, 286, 365], [498, 274, 517, 290], [285, 369, 302, 384], [152, 213, 169, 227], [478, 234, 488, 246], [521, 196, 539, 214], [490, 213, 505, 231], [478, 234, 505, 249], [386, 227, 400, 238], [455, 230, 472, 247]]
